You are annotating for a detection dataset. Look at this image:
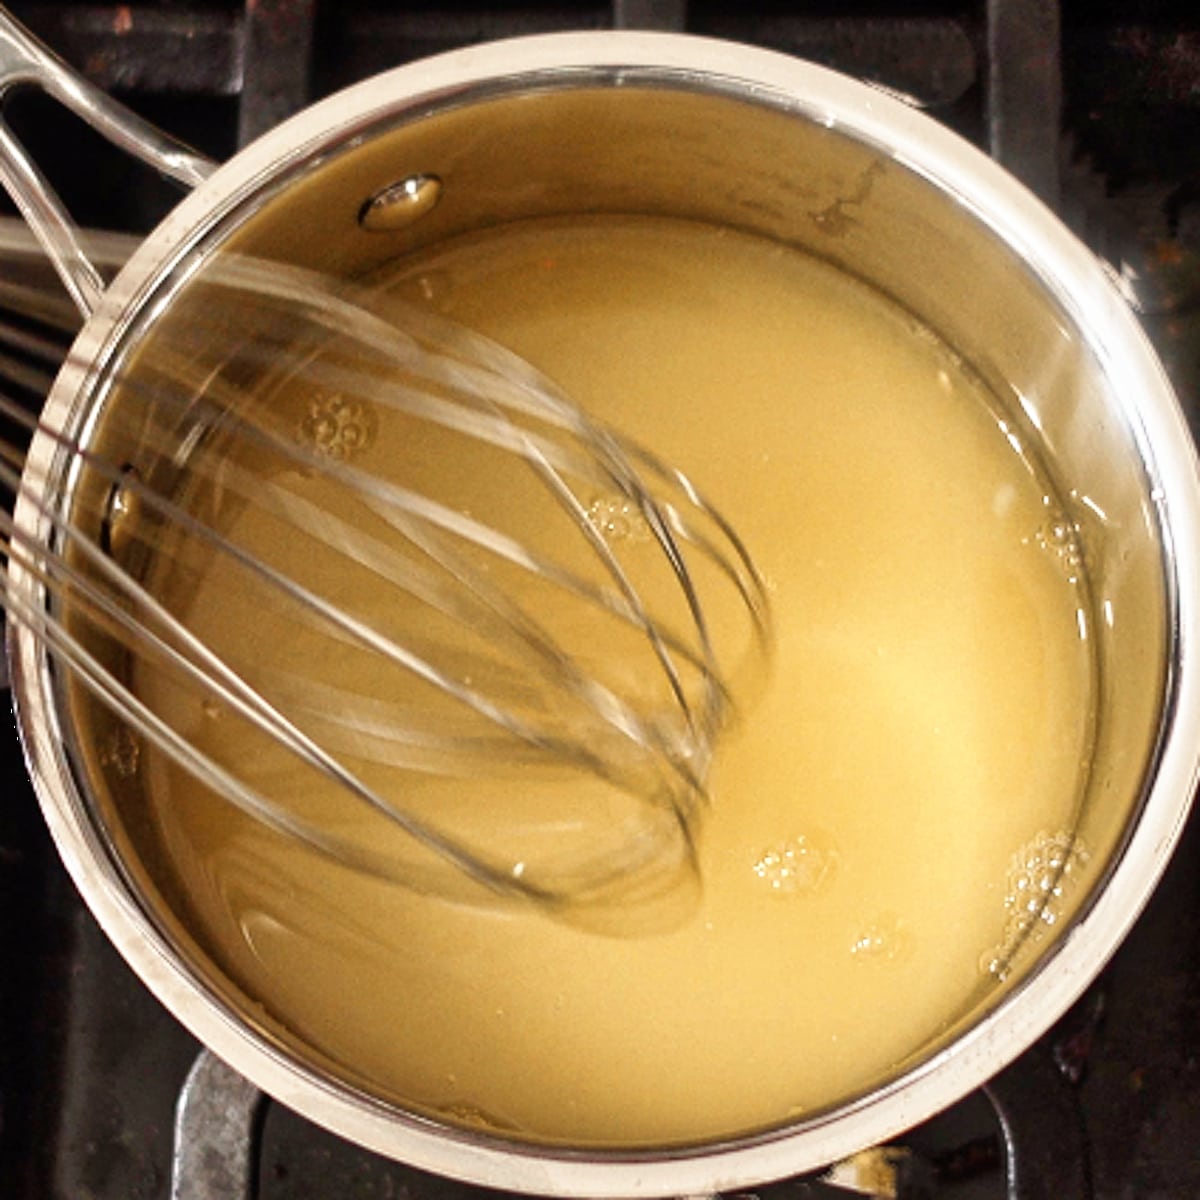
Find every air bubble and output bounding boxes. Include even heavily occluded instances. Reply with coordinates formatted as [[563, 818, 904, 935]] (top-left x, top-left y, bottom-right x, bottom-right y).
[[752, 834, 837, 896], [99, 725, 140, 779], [299, 392, 378, 462], [586, 495, 652, 544], [982, 830, 1090, 980], [850, 912, 913, 963], [1031, 508, 1084, 580]]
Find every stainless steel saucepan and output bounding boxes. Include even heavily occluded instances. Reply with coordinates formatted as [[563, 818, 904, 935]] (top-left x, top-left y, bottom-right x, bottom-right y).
[[3, 9, 1199, 1196]]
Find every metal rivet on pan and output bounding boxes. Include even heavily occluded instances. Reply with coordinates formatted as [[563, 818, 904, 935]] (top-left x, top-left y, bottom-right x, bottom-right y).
[[359, 174, 443, 231]]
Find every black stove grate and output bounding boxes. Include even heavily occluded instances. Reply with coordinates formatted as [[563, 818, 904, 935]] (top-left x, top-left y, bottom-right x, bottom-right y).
[[1, 3, 1198, 1198]]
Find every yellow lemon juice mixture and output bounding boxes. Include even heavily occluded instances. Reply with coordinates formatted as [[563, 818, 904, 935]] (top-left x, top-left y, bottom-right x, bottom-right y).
[[130, 217, 1094, 1146]]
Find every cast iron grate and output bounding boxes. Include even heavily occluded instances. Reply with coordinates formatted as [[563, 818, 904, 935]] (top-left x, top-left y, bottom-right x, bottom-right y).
[[1, 3, 1198, 1198]]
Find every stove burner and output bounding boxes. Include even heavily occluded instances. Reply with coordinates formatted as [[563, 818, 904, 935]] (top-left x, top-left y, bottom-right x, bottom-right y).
[[158, 1039, 1090, 1199], [2, 2, 1199, 1198]]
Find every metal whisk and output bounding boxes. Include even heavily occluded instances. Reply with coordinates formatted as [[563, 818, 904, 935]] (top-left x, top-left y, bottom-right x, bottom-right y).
[[1, 250, 770, 917]]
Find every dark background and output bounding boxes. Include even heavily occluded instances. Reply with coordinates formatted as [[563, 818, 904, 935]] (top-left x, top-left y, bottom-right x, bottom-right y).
[[0, 2, 1198, 1197]]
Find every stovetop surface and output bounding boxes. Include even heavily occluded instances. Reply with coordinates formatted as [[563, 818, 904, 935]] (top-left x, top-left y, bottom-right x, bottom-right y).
[[1, 2, 1199, 1197]]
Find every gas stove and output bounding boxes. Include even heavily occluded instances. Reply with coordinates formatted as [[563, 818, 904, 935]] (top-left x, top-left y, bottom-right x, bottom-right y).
[[1, 3, 1198, 1198]]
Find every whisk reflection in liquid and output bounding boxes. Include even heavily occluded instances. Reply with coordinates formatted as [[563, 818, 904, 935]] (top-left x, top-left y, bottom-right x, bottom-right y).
[[0, 255, 770, 926]]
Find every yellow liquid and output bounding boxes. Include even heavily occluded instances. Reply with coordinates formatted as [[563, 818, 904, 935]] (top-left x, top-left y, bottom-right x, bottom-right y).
[[127, 217, 1094, 1146]]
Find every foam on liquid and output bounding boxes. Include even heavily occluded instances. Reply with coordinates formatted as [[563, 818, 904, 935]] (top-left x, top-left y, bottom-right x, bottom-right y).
[[130, 218, 1094, 1146]]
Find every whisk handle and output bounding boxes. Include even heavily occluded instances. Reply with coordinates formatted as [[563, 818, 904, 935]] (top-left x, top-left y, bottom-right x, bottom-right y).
[[0, 6, 218, 318]]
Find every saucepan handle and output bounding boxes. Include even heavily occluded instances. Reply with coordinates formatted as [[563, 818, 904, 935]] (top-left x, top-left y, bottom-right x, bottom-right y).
[[0, 5, 217, 318]]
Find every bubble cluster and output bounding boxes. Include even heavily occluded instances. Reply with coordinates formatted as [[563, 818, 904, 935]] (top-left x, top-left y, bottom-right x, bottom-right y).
[[100, 725, 140, 779], [751, 834, 837, 896], [1032, 508, 1084, 581], [981, 830, 1090, 980], [586, 495, 652, 544], [850, 912, 913, 963], [299, 392, 378, 462]]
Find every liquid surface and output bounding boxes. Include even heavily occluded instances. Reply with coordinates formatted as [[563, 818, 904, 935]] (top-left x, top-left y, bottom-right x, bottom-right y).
[[128, 218, 1094, 1146]]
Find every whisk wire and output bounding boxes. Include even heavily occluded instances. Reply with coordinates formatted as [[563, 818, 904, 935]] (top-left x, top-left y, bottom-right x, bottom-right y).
[[1, 258, 770, 910], [0, 437, 621, 902], [1, 279, 735, 766], [1, 382, 690, 805], [0, 279, 766, 689]]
